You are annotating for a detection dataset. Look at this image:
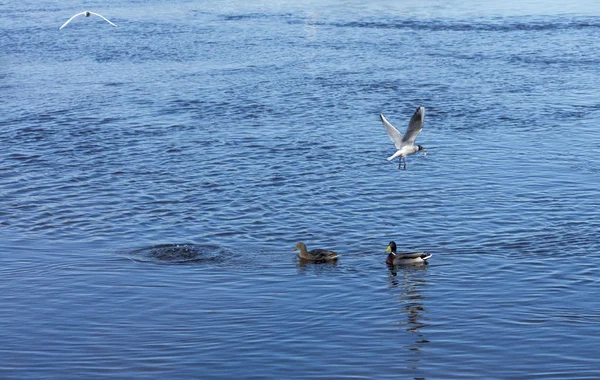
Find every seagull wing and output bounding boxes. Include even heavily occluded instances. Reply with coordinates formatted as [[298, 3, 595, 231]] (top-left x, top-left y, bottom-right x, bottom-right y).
[[59, 12, 86, 30], [89, 12, 118, 27], [401, 107, 424, 145], [380, 114, 403, 150]]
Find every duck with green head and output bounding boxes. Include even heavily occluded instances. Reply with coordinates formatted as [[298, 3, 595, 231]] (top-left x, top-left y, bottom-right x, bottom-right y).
[[293, 242, 338, 262], [386, 241, 432, 265]]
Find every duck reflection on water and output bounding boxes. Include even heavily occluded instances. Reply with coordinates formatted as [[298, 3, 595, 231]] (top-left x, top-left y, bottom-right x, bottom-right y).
[[389, 265, 430, 371], [295, 256, 339, 275]]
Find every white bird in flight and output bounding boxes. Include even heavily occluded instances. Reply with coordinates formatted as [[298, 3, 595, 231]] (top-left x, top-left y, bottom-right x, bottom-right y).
[[380, 106, 427, 169], [59, 11, 118, 30]]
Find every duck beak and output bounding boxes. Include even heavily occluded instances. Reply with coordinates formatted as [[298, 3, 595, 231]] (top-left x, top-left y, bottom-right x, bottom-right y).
[[385, 245, 391, 253]]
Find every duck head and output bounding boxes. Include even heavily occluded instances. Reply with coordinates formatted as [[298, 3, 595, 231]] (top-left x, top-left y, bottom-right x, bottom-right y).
[[385, 241, 397, 254], [293, 242, 306, 253]]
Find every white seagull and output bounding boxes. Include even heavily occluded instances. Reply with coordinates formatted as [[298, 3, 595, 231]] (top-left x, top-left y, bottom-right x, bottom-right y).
[[59, 11, 118, 30], [380, 106, 427, 169]]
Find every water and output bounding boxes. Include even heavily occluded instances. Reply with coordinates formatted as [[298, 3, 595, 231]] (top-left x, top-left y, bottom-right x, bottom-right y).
[[2, 0, 600, 378]]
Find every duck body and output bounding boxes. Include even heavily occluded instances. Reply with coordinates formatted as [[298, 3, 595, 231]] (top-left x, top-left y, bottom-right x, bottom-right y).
[[386, 241, 431, 266], [390, 252, 432, 265], [294, 242, 338, 262]]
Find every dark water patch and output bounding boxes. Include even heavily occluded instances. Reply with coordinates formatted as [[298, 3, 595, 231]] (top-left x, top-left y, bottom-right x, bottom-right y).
[[217, 12, 600, 33], [5, 152, 46, 164], [221, 13, 268, 21], [124, 243, 231, 265], [322, 17, 600, 32], [509, 54, 600, 67], [104, 81, 128, 87], [220, 12, 296, 22]]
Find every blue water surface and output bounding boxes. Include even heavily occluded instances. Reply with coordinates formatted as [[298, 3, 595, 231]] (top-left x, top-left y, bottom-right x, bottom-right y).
[[1, 0, 600, 378]]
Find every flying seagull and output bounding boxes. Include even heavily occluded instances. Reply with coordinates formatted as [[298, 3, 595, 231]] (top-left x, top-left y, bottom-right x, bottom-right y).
[[380, 106, 427, 169], [59, 11, 118, 30]]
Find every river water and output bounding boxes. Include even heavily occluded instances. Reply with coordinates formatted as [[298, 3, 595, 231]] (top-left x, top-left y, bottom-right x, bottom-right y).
[[1, 1, 599, 378]]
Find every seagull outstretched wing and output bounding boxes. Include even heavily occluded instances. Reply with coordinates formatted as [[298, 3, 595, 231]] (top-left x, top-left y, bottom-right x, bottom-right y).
[[89, 12, 118, 28], [380, 114, 403, 150], [59, 12, 86, 30], [401, 106, 425, 145]]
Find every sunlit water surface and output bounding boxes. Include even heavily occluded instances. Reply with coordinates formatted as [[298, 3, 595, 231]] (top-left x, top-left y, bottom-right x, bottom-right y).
[[1, 0, 600, 378]]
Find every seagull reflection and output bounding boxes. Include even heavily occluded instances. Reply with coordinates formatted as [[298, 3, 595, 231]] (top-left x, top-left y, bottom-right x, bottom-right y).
[[388, 265, 430, 370]]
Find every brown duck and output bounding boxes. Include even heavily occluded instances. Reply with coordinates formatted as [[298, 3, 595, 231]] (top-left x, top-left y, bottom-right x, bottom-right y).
[[293, 242, 338, 262]]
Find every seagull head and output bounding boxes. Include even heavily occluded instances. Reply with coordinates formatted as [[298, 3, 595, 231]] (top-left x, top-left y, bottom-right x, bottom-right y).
[[417, 145, 427, 152], [84, 11, 91, 17]]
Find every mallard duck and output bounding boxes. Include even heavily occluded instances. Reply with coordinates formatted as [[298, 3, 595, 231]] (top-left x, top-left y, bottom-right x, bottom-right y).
[[293, 242, 338, 262], [380, 106, 427, 169], [386, 241, 431, 265]]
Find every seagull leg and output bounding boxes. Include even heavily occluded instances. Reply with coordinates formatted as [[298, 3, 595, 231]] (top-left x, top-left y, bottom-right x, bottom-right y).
[[398, 157, 406, 170]]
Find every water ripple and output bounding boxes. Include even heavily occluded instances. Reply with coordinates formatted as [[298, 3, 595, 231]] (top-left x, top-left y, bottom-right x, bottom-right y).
[[1, 2, 600, 379]]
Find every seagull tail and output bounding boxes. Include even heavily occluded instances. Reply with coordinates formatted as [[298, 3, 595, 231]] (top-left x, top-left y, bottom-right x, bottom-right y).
[[387, 151, 403, 161]]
